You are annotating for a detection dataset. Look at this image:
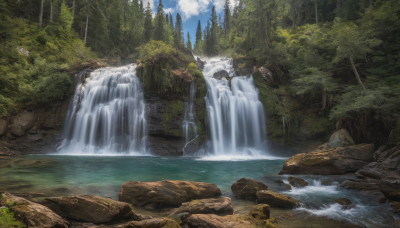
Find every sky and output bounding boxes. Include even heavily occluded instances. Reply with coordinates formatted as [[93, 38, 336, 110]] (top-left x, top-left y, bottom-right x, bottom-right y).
[[142, 0, 237, 46]]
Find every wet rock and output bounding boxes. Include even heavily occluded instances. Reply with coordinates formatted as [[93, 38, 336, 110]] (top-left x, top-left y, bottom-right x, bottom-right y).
[[321, 179, 333, 186], [379, 177, 400, 201], [249, 204, 270, 220], [0, 192, 69, 228], [274, 180, 292, 191], [121, 218, 180, 228], [196, 57, 205, 70], [42, 194, 135, 224], [256, 190, 300, 209], [280, 144, 375, 175], [231, 178, 268, 201], [10, 111, 35, 136], [0, 119, 7, 136], [119, 180, 221, 209], [340, 179, 380, 192], [287, 176, 308, 187], [169, 197, 233, 216], [213, 70, 230, 79], [328, 129, 355, 148], [336, 198, 355, 210]]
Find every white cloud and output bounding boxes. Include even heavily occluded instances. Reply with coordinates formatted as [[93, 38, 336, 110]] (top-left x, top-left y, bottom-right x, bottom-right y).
[[164, 8, 175, 14], [142, 0, 154, 10], [177, 0, 237, 20]]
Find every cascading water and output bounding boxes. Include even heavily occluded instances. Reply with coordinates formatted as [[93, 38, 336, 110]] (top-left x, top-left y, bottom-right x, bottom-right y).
[[200, 57, 270, 159], [59, 65, 147, 155], [182, 82, 198, 155]]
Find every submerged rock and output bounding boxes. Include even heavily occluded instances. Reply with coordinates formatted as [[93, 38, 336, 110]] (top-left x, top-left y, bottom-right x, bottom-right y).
[[0, 192, 69, 228], [231, 178, 268, 201], [119, 180, 221, 210], [280, 144, 375, 175], [287, 176, 309, 187], [169, 197, 233, 216], [256, 190, 300, 209], [42, 194, 135, 224], [213, 70, 230, 79]]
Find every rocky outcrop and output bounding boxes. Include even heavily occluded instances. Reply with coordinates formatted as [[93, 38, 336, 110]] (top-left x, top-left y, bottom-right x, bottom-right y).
[[169, 197, 233, 216], [287, 176, 308, 187], [231, 178, 268, 201], [121, 218, 180, 228], [280, 144, 375, 175], [196, 57, 205, 70], [119, 180, 221, 210], [328, 129, 355, 148], [0, 192, 69, 228], [42, 195, 135, 224], [213, 70, 230, 79], [0, 119, 7, 136], [9, 111, 35, 137], [256, 190, 300, 209]]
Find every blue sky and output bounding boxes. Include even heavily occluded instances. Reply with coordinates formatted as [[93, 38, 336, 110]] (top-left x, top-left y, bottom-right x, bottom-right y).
[[143, 0, 236, 46]]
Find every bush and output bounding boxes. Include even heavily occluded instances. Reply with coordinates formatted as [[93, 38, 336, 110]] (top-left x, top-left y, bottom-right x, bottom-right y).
[[0, 208, 25, 228], [33, 73, 72, 106]]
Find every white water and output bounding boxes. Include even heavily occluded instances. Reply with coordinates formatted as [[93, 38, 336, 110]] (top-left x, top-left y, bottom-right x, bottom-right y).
[[200, 57, 270, 160], [59, 65, 147, 155], [182, 82, 199, 155]]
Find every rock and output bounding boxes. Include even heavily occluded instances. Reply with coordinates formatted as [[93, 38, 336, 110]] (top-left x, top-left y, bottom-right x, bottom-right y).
[[0, 192, 69, 228], [16, 47, 29, 56], [256, 190, 300, 209], [379, 177, 400, 201], [256, 66, 274, 86], [280, 144, 375, 175], [119, 180, 221, 209], [42, 194, 135, 224], [340, 179, 380, 192], [287, 176, 308, 187], [169, 197, 233, 216], [172, 69, 194, 82], [233, 56, 256, 76], [0, 119, 7, 136], [249, 204, 270, 220], [196, 57, 205, 70], [321, 179, 333, 186], [121, 218, 180, 228], [336, 198, 352, 206], [213, 70, 230, 79], [328, 129, 355, 148], [181, 213, 276, 228], [10, 111, 35, 136], [231, 178, 268, 201], [274, 180, 292, 190]]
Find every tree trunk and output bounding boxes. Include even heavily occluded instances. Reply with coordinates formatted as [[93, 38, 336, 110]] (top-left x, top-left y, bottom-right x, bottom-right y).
[[315, 1, 318, 24], [39, 0, 45, 27], [50, 0, 53, 22], [350, 55, 366, 90], [84, 15, 89, 44], [72, 0, 75, 18]]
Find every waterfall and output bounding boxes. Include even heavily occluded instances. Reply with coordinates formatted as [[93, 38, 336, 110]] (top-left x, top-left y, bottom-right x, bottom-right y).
[[59, 65, 147, 155], [182, 82, 198, 155], [200, 57, 269, 159]]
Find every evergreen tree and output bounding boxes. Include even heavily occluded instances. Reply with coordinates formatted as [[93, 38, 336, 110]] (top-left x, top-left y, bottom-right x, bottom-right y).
[[186, 32, 192, 51], [169, 13, 173, 28], [209, 6, 218, 55], [174, 13, 183, 48], [143, 1, 152, 42], [194, 20, 202, 53], [223, 0, 230, 36], [154, 0, 165, 41]]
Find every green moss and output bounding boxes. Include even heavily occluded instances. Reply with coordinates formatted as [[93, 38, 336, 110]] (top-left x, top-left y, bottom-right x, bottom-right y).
[[0, 208, 26, 228]]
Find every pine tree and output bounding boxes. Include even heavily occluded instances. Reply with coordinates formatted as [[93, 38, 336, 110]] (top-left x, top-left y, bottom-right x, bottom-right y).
[[223, 0, 230, 36], [174, 13, 183, 48], [194, 20, 202, 53], [209, 6, 218, 55], [186, 32, 192, 51], [169, 13, 173, 28], [154, 0, 165, 41], [143, 1, 152, 42]]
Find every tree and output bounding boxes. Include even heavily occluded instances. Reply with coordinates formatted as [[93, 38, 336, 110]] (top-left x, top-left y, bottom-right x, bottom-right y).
[[59, 0, 73, 31], [208, 6, 218, 55], [194, 20, 202, 53], [332, 22, 381, 90], [83, 0, 90, 44], [143, 1, 152, 42], [174, 13, 183, 47], [39, 0, 45, 27], [223, 0, 230, 36], [154, 0, 165, 41], [186, 32, 192, 51]]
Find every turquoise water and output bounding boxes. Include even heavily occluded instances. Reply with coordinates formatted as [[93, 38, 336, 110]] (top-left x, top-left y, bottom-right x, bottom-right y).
[[0, 155, 284, 198]]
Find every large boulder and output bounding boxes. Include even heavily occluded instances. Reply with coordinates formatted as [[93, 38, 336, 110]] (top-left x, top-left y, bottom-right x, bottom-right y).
[[256, 190, 300, 209], [169, 197, 233, 216], [328, 129, 355, 148], [280, 144, 375, 175], [287, 176, 308, 187], [231, 178, 268, 201], [379, 177, 400, 201], [10, 111, 35, 136], [0, 192, 69, 228], [119, 180, 221, 209], [42, 194, 135, 224], [213, 70, 230, 79], [121, 218, 180, 228]]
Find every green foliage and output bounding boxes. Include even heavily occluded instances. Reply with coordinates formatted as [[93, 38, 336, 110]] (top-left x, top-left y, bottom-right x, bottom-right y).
[[34, 73, 72, 106], [0, 208, 25, 228], [59, 1, 73, 31]]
